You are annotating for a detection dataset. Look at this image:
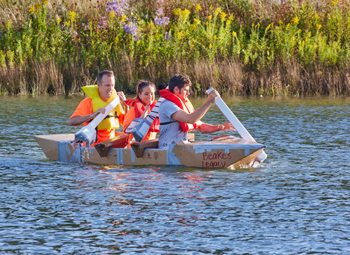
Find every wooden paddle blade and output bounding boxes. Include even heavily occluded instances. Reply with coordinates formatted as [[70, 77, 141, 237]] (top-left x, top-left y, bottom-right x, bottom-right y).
[[131, 139, 159, 158], [95, 134, 130, 157], [108, 134, 130, 148]]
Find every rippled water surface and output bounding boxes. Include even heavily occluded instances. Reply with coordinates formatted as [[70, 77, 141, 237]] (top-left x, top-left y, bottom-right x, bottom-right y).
[[0, 96, 349, 254]]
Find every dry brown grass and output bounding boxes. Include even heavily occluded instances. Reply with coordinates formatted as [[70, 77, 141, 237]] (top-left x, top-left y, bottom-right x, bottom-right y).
[[1, 59, 349, 96]]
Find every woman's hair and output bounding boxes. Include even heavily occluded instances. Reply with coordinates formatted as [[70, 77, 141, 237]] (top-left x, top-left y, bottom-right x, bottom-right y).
[[136, 80, 156, 99]]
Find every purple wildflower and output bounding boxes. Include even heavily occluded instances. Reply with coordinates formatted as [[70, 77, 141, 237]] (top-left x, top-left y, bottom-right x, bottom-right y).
[[156, 8, 164, 17], [154, 4, 169, 27], [165, 31, 170, 40], [106, 0, 128, 16], [154, 16, 170, 26], [123, 22, 138, 40]]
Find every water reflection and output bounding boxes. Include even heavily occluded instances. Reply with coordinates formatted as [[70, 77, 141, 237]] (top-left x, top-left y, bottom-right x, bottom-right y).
[[0, 96, 349, 253]]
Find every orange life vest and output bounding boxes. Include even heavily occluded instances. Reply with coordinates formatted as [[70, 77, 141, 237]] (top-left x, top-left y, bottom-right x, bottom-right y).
[[159, 89, 200, 132], [123, 98, 160, 141]]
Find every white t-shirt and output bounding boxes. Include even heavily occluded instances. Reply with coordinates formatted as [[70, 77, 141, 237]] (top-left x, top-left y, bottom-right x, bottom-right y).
[[158, 100, 188, 148]]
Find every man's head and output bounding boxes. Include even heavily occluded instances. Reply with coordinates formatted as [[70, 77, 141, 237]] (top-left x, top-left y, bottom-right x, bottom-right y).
[[169, 74, 191, 101], [97, 70, 115, 101]]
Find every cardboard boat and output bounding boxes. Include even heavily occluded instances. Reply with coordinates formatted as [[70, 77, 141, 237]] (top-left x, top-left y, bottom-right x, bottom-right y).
[[35, 134, 265, 169]]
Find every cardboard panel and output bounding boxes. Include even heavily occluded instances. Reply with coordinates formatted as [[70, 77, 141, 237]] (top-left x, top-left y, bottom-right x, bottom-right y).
[[122, 149, 168, 166], [36, 134, 265, 169], [84, 147, 120, 165], [35, 134, 74, 160], [173, 143, 248, 169]]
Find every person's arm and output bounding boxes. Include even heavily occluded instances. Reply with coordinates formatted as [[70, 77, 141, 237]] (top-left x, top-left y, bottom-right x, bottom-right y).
[[198, 121, 234, 133], [68, 111, 101, 126], [67, 98, 105, 126], [140, 104, 150, 118], [171, 90, 219, 123], [117, 91, 128, 113]]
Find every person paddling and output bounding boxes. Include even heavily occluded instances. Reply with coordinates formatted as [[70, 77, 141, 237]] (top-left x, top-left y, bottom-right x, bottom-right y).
[[68, 70, 126, 145], [122, 80, 160, 142], [158, 74, 233, 149]]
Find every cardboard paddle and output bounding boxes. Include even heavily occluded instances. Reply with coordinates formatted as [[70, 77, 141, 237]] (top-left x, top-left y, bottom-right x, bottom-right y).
[[206, 87, 267, 163], [130, 97, 165, 142], [94, 95, 163, 157], [74, 96, 121, 145]]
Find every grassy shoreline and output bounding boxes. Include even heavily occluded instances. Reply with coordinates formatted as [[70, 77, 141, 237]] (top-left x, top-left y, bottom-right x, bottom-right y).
[[1, 0, 350, 96]]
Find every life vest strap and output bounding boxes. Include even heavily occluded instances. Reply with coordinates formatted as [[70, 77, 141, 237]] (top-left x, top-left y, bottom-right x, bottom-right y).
[[104, 114, 117, 119], [160, 120, 176, 125]]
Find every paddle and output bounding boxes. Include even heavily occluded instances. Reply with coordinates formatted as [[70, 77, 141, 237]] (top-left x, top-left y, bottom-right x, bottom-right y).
[[94, 133, 130, 157], [130, 97, 165, 142], [206, 87, 267, 163], [74, 96, 121, 145]]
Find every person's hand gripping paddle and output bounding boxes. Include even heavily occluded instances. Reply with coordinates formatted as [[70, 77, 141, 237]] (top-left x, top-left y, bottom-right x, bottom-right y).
[[74, 96, 121, 146]]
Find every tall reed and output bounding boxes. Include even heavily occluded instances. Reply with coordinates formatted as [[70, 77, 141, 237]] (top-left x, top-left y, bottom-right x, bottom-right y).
[[0, 0, 349, 96]]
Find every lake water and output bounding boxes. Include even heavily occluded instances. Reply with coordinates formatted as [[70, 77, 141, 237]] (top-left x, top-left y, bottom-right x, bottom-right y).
[[0, 96, 349, 254]]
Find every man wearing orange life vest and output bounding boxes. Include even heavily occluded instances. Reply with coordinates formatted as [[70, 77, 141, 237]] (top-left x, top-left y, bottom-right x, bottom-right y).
[[68, 70, 126, 145], [158, 74, 233, 148]]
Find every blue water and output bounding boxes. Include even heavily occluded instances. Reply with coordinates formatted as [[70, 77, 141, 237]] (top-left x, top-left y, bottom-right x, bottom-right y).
[[0, 96, 349, 254]]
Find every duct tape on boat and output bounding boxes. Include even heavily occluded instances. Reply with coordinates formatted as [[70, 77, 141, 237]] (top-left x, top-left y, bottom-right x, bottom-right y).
[[192, 144, 240, 154], [58, 141, 82, 163], [129, 148, 136, 163], [193, 143, 264, 156], [167, 144, 181, 165], [116, 148, 124, 165]]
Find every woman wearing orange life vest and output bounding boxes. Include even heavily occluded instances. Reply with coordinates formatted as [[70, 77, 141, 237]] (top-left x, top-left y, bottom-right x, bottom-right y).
[[123, 80, 160, 142]]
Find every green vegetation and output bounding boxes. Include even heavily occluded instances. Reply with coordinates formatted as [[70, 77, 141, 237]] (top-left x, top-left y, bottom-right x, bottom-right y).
[[0, 0, 350, 96]]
